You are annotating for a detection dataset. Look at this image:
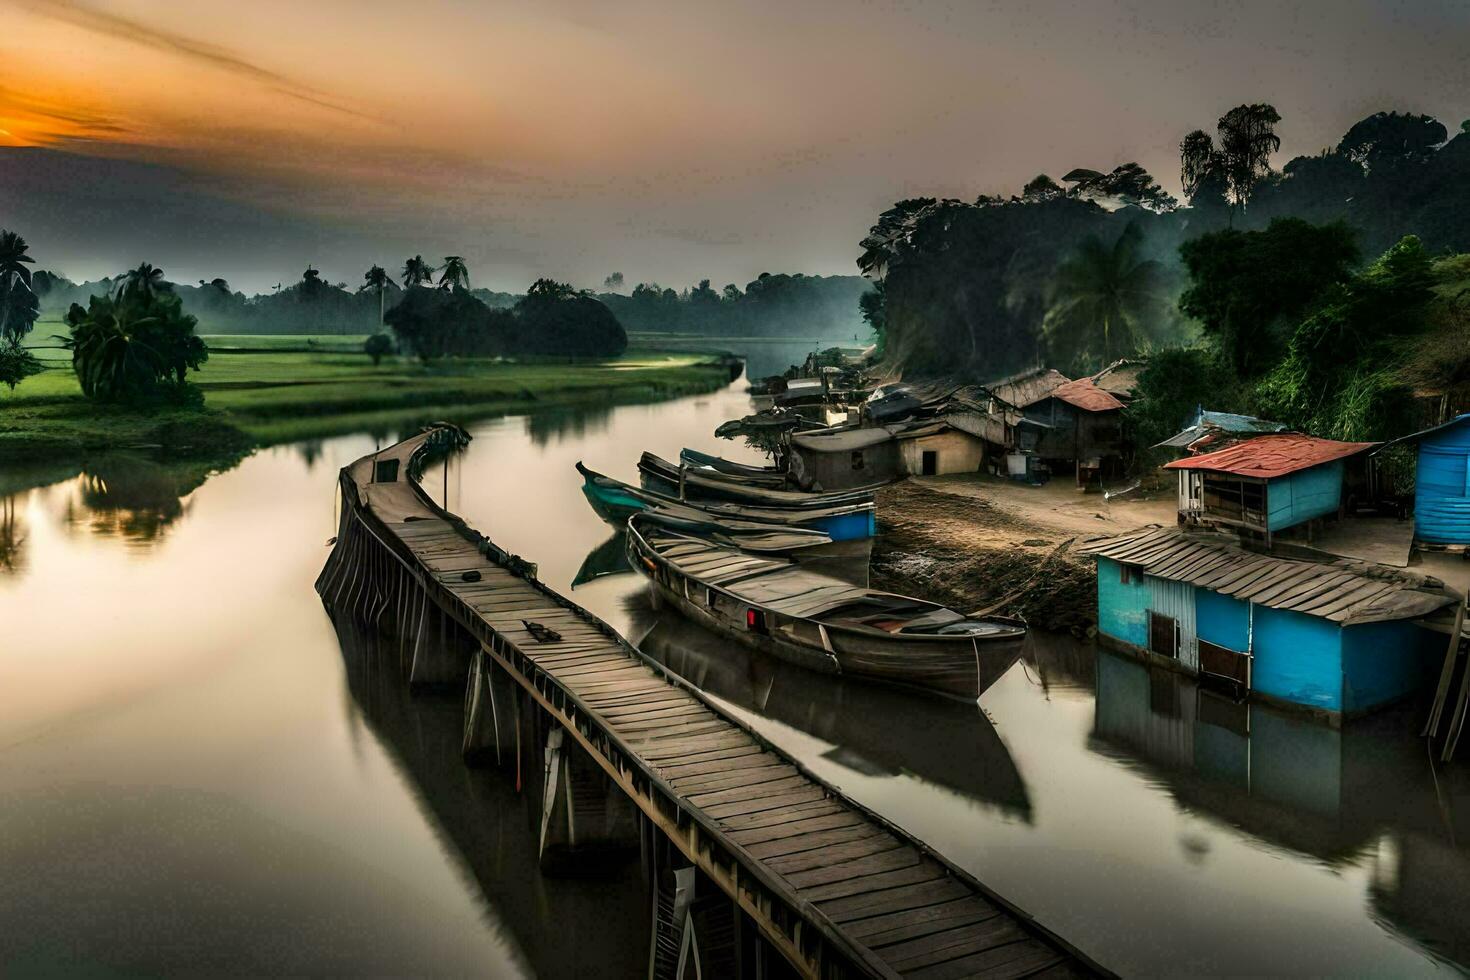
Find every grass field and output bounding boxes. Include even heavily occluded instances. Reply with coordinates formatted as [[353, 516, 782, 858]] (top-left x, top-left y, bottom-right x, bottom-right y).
[[3, 328, 734, 460]]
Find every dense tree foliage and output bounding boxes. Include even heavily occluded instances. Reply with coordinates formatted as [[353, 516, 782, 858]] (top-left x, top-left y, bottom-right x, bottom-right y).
[[515, 280, 627, 357], [600, 273, 868, 339], [363, 331, 394, 365], [63, 290, 208, 402], [861, 104, 1470, 381], [1178, 219, 1360, 377], [1043, 222, 1177, 372], [0, 229, 39, 345], [384, 286, 512, 362], [0, 341, 42, 391]]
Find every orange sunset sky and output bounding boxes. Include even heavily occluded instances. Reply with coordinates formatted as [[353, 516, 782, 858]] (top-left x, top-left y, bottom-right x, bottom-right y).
[[2, 0, 1467, 291]]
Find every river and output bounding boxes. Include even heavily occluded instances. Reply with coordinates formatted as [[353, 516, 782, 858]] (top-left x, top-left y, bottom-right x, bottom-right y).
[[3, 368, 1469, 975]]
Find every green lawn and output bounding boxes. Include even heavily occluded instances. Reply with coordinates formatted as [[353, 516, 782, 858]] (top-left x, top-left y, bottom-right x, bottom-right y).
[[2, 335, 733, 461]]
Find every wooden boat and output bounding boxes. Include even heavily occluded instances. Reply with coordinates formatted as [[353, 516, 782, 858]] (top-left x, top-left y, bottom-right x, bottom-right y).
[[677, 448, 792, 486], [637, 452, 876, 510], [626, 513, 1026, 701], [577, 462, 876, 541]]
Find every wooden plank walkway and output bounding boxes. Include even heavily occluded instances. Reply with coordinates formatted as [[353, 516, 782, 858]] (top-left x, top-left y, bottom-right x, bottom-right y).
[[335, 429, 1104, 979]]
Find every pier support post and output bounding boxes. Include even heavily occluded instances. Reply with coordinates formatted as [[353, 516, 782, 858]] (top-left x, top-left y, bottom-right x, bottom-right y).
[[647, 858, 743, 980], [409, 603, 475, 688], [462, 648, 516, 766], [536, 722, 639, 875]]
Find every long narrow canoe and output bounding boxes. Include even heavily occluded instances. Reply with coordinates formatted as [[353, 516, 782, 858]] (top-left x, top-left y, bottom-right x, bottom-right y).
[[678, 448, 789, 483], [638, 452, 876, 509], [577, 462, 876, 542], [626, 512, 1027, 701]]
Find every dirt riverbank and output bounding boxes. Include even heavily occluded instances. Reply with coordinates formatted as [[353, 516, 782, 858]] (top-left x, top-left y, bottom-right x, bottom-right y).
[[870, 474, 1177, 635]]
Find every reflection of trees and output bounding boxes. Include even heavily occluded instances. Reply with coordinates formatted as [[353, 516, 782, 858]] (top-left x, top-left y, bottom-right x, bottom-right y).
[[524, 406, 613, 448], [296, 440, 324, 470], [0, 495, 26, 575], [69, 452, 239, 543]]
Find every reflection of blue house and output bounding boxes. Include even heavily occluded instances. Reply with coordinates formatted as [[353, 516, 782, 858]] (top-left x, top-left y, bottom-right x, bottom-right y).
[[1167, 434, 1376, 544], [1085, 527, 1455, 719], [1380, 414, 1470, 547]]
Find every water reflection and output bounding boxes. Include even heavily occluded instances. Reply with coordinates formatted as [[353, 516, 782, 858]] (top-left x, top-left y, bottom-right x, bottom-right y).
[[573, 530, 633, 588], [1091, 648, 1470, 970], [627, 598, 1032, 821], [525, 404, 615, 448], [0, 495, 26, 575], [328, 615, 650, 977]]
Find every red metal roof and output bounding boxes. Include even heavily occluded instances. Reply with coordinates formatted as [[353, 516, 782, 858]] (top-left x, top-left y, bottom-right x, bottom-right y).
[[1163, 433, 1377, 479], [1048, 377, 1125, 413]]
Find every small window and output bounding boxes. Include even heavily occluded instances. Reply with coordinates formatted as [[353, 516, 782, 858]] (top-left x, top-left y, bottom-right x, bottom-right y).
[[705, 587, 717, 608], [374, 459, 400, 483], [1119, 564, 1134, 585], [851, 450, 865, 470]]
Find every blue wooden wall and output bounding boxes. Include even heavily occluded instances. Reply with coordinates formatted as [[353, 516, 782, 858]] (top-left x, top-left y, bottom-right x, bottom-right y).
[[1195, 590, 1249, 651], [1416, 415, 1470, 545], [1340, 621, 1442, 713], [1096, 557, 1150, 648], [1248, 606, 1343, 711], [1266, 461, 1344, 532]]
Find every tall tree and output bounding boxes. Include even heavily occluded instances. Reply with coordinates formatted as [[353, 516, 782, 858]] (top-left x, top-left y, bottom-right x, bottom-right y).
[[0, 229, 38, 344], [1178, 104, 1281, 220], [438, 255, 469, 291], [402, 255, 434, 287], [115, 262, 169, 302], [1042, 222, 1169, 370], [603, 272, 625, 292], [359, 264, 398, 326]]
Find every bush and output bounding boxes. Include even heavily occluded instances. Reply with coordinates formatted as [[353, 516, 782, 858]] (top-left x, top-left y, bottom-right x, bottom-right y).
[[363, 332, 394, 365], [0, 341, 42, 390]]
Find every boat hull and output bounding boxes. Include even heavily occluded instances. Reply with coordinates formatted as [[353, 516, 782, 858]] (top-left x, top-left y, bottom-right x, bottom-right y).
[[627, 529, 1022, 702], [580, 469, 876, 541]]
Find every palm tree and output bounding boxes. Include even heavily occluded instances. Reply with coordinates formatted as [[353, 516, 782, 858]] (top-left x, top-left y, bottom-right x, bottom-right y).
[[402, 255, 433, 288], [359, 265, 398, 326], [0, 229, 37, 344], [1042, 222, 1168, 370], [115, 262, 170, 302], [63, 298, 165, 400], [438, 255, 469, 291]]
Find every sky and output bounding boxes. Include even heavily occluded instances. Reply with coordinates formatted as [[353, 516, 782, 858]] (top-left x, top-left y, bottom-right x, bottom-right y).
[[1, 0, 1467, 294]]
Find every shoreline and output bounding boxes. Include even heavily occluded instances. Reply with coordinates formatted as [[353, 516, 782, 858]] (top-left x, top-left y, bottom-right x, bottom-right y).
[[869, 475, 1177, 635], [0, 348, 738, 474]]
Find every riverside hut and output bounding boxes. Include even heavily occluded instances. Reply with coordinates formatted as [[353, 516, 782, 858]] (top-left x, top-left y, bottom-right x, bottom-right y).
[[1022, 377, 1127, 485], [1084, 527, 1455, 718], [1380, 414, 1470, 548], [1166, 434, 1376, 543], [788, 427, 902, 490]]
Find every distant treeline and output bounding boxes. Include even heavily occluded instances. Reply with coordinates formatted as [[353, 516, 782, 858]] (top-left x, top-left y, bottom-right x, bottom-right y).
[[596, 273, 869, 338], [861, 107, 1470, 379], [31, 266, 518, 335]]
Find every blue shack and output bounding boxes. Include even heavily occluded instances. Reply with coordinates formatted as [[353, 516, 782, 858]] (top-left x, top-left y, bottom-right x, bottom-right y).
[[1084, 527, 1455, 719], [1166, 434, 1376, 545], [1381, 414, 1470, 547]]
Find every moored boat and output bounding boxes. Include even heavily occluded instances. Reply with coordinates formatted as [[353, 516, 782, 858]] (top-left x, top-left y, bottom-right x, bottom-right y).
[[638, 451, 877, 509], [678, 448, 789, 483], [577, 461, 876, 541], [625, 512, 1026, 701]]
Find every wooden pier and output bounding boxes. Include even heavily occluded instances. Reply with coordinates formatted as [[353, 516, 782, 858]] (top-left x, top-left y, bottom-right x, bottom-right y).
[[316, 426, 1105, 979]]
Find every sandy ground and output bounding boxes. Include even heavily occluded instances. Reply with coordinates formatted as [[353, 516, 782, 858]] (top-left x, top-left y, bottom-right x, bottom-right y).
[[868, 474, 1176, 635], [870, 472, 1470, 636]]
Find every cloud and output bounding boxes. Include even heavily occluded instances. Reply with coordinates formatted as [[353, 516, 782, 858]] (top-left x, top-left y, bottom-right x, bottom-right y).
[[17, 0, 380, 123]]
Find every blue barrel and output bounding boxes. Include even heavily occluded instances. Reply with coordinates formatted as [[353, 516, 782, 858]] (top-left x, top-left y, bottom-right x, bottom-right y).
[[1416, 415, 1470, 545]]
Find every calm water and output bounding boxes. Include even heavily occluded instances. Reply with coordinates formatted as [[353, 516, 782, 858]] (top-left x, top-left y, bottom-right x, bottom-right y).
[[3, 367, 1470, 975]]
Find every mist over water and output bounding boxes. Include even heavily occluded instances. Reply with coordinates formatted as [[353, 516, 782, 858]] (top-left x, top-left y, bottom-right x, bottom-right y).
[[2, 358, 1467, 975]]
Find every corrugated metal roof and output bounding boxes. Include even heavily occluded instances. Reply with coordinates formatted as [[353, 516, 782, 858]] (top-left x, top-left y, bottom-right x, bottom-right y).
[[1048, 377, 1126, 413], [791, 427, 894, 451], [985, 367, 1071, 409], [1088, 358, 1146, 398], [1163, 434, 1375, 478], [1082, 527, 1455, 625], [1376, 413, 1470, 451], [1154, 410, 1290, 450]]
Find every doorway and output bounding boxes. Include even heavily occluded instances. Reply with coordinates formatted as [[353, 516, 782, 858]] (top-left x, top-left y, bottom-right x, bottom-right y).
[[921, 450, 938, 476]]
